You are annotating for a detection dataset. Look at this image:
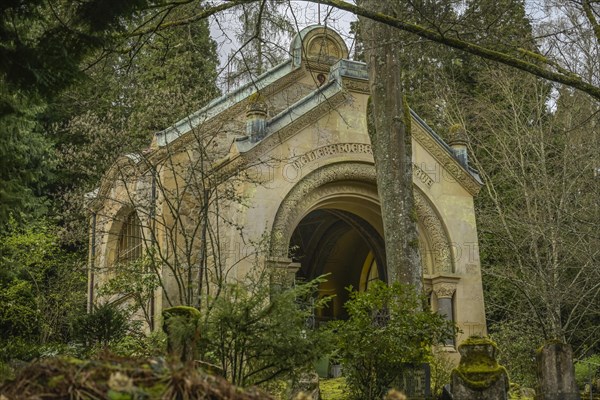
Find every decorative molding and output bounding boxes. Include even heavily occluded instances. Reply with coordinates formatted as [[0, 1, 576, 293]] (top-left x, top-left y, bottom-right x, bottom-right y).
[[270, 161, 455, 276], [150, 67, 307, 159], [342, 78, 370, 94], [433, 283, 457, 299], [414, 194, 454, 274], [413, 163, 435, 188], [290, 143, 373, 170], [270, 161, 378, 258], [412, 124, 482, 196], [220, 91, 350, 176]]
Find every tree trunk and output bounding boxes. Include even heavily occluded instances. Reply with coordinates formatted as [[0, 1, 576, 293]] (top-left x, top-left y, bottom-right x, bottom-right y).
[[359, 1, 423, 291]]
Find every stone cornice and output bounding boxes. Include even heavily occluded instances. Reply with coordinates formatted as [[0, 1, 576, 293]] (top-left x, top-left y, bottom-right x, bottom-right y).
[[411, 119, 482, 196], [149, 66, 307, 160]]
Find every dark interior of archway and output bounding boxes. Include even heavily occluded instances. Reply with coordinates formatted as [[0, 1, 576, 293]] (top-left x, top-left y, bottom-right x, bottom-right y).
[[289, 209, 386, 321]]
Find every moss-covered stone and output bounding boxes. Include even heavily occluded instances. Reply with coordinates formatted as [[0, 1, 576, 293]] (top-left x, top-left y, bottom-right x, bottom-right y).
[[451, 336, 509, 398], [162, 306, 202, 363]]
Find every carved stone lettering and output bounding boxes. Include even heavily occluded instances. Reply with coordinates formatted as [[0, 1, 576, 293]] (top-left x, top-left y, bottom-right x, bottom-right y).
[[291, 143, 373, 170], [412, 163, 435, 188]]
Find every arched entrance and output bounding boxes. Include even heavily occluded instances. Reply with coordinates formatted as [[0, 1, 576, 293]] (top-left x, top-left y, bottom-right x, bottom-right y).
[[290, 208, 386, 321], [270, 161, 457, 323]]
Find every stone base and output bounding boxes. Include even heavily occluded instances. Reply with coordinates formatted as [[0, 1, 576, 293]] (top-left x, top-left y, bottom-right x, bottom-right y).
[[452, 373, 508, 400]]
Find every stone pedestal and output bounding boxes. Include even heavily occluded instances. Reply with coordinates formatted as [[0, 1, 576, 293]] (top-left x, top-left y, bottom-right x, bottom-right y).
[[162, 306, 201, 363], [535, 342, 580, 400], [451, 337, 509, 400]]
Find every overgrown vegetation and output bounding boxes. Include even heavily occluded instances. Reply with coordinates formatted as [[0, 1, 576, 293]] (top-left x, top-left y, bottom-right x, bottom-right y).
[[0, 219, 85, 362], [199, 270, 333, 387], [331, 282, 454, 399], [0, 355, 275, 399]]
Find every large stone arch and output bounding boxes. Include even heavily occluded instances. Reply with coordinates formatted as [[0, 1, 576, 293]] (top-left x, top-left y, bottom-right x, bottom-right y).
[[269, 161, 454, 275]]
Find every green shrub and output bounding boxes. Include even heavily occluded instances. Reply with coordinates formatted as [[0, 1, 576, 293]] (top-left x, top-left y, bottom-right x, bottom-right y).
[[489, 319, 540, 388], [108, 331, 167, 358], [74, 303, 130, 349], [575, 354, 600, 390], [331, 281, 454, 400], [199, 270, 333, 387]]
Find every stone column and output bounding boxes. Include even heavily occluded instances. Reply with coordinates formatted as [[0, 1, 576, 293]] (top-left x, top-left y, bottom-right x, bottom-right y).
[[433, 282, 456, 346]]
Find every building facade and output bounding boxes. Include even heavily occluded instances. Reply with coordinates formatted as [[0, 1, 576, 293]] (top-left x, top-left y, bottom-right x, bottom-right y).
[[87, 26, 487, 347]]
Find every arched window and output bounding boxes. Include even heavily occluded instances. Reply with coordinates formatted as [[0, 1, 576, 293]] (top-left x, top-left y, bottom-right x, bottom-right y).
[[360, 251, 380, 292], [116, 212, 143, 263]]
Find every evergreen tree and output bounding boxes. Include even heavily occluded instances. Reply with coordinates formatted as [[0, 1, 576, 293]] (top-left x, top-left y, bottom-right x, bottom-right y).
[[46, 5, 220, 243], [0, 0, 155, 229]]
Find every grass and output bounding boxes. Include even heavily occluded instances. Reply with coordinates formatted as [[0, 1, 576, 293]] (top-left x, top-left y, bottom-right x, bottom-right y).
[[320, 377, 350, 400]]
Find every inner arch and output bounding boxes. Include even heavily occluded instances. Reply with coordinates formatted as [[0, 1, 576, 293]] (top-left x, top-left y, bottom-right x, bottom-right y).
[[290, 208, 386, 321]]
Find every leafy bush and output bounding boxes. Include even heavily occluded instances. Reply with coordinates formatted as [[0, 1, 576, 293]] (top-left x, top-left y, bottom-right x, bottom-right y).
[[430, 348, 455, 398], [108, 331, 167, 359], [74, 303, 130, 349], [575, 354, 600, 390], [199, 269, 333, 387], [0, 218, 86, 361], [332, 281, 454, 400], [489, 319, 540, 388]]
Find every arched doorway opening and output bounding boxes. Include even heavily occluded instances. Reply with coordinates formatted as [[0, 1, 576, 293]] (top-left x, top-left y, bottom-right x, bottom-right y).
[[289, 208, 386, 321]]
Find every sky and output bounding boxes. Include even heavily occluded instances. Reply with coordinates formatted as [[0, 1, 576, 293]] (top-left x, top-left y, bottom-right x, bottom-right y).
[[209, 1, 355, 75]]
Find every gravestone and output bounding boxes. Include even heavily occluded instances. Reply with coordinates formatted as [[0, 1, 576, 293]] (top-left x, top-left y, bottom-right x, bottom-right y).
[[535, 341, 580, 400], [451, 336, 509, 400], [291, 372, 321, 400], [394, 363, 431, 399]]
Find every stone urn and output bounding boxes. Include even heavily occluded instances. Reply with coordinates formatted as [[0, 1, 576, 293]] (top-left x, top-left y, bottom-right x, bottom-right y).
[[451, 336, 509, 400]]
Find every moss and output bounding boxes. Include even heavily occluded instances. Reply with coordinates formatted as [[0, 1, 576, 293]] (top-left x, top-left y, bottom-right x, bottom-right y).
[[460, 335, 498, 348], [452, 366, 508, 391], [448, 124, 463, 135], [366, 96, 376, 141], [107, 389, 133, 400], [247, 91, 264, 104], [143, 382, 167, 397], [409, 206, 418, 223], [163, 306, 201, 319], [535, 338, 564, 354], [320, 377, 350, 400], [517, 48, 548, 64], [47, 374, 65, 388]]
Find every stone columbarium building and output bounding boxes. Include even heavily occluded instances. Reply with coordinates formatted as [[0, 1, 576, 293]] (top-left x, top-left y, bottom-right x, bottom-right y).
[[87, 26, 487, 347]]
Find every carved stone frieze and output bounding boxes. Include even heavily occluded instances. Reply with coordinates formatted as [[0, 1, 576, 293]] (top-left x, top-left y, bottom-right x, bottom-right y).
[[342, 78, 370, 94], [414, 194, 454, 274], [270, 162, 378, 257], [433, 283, 457, 299]]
